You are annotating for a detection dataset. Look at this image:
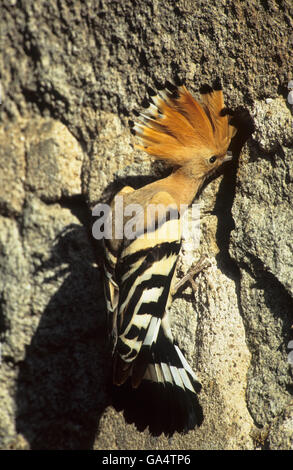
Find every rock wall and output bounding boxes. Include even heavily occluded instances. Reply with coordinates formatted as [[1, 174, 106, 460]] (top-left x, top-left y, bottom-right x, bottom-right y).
[[0, 0, 292, 450]]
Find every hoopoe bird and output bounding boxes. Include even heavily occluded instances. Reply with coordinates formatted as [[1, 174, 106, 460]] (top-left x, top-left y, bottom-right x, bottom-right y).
[[101, 78, 254, 435]]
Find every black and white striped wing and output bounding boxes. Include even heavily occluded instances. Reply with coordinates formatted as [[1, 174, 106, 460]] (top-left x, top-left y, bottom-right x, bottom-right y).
[[110, 195, 203, 434], [114, 237, 181, 385], [112, 196, 181, 383]]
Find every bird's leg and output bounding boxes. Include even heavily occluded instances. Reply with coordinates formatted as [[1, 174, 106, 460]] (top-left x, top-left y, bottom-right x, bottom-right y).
[[172, 256, 210, 295]]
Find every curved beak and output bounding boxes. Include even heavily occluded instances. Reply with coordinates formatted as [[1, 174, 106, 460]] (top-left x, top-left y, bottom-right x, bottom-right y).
[[223, 151, 233, 162]]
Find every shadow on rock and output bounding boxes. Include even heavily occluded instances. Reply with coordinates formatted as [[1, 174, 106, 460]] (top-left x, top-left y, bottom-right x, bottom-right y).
[[15, 224, 111, 449]]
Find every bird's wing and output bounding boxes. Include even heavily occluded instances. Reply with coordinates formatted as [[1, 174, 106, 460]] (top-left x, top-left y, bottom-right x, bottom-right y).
[[109, 189, 203, 434], [112, 190, 182, 387], [131, 80, 238, 164]]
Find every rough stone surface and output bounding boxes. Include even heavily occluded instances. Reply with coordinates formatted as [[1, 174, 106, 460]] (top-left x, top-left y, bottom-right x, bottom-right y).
[[229, 97, 293, 439], [0, 0, 292, 450]]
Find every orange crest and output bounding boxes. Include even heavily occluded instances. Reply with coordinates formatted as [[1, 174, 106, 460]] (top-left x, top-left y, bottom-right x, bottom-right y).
[[131, 79, 237, 166]]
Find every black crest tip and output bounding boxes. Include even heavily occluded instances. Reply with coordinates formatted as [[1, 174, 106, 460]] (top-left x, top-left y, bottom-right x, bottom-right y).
[[174, 77, 185, 87], [153, 79, 165, 90], [212, 77, 222, 91], [199, 83, 213, 95]]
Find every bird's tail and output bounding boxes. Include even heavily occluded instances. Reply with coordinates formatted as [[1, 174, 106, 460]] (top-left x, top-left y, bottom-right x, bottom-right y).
[[112, 320, 203, 436]]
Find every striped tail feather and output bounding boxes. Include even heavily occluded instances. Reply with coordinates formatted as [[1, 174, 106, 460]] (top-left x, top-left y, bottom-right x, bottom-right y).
[[112, 319, 203, 436]]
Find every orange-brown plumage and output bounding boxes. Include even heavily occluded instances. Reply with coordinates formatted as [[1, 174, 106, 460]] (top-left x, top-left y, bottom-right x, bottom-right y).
[[133, 80, 237, 174], [104, 79, 254, 436]]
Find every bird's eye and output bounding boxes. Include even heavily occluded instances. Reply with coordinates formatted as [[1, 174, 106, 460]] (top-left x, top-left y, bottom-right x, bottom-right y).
[[209, 156, 217, 164]]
